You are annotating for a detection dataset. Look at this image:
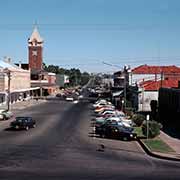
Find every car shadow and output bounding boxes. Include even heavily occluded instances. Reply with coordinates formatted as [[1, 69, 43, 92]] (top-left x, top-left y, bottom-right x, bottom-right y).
[[88, 132, 136, 142], [4, 127, 23, 131]]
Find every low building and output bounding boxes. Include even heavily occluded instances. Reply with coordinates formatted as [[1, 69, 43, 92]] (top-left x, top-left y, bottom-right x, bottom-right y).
[[129, 64, 180, 86], [31, 71, 58, 96], [0, 59, 36, 107], [129, 65, 180, 112], [56, 74, 69, 88]]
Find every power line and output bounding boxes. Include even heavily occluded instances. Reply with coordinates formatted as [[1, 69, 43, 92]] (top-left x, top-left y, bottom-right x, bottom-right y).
[[0, 23, 173, 31]]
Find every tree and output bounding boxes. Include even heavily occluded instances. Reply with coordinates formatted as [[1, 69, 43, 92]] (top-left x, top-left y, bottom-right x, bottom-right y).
[[142, 121, 162, 138], [43, 64, 90, 87], [80, 72, 90, 86]]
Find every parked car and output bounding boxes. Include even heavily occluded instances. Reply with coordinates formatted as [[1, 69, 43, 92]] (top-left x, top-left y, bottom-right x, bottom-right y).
[[0, 110, 13, 120], [95, 106, 115, 113], [66, 97, 74, 101], [93, 100, 112, 108], [95, 117, 130, 132], [10, 117, 36, 130], [96, 120, 136, 140]]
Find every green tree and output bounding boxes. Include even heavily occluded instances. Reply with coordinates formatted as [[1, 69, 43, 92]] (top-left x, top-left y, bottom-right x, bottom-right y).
[[80, 72, 90, 86], [142, 121, 162, 138], [43, 64, 90, 87]]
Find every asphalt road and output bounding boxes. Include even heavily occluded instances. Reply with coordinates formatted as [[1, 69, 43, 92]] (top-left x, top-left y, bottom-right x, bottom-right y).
[[0, 100, 179, 180]]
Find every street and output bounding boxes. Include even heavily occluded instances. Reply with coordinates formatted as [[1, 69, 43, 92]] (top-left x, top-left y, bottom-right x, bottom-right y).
[[0, 100, 179, 180]]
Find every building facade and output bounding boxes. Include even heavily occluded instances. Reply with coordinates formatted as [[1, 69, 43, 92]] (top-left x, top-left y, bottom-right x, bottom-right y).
[[0, 60, 32, 107], [130, 65, 180, 112]]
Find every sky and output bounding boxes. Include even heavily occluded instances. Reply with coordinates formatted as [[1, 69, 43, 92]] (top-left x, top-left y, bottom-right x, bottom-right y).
[[0, 0, 180, 73]]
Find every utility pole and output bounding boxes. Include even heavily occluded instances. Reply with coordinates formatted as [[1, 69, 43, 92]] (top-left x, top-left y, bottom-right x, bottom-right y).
[[40, 72, 43, 97], [124, 78, 126, 112], [123, 66, 127, 112], [160, 71, 163, 88], [6, 70, 11, 111], [146, 114, 150, 139], [142, 87, 144, 112]]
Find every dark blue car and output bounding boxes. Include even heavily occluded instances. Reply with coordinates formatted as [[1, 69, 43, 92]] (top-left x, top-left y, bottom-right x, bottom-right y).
[[10, 117, 36, 130]]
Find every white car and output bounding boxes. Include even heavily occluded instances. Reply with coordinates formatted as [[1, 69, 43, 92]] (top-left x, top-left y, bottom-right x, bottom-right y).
[[93, 101, 108, 108], [106, 117, 132, 128], [0, 110, 13, 120], [66, 97, 74, 101], [99, 110, 116, 116], [93, 99, 111, 106]]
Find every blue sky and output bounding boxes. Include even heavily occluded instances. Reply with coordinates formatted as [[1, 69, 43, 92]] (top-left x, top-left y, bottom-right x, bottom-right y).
[[0, 0, 180, 73]]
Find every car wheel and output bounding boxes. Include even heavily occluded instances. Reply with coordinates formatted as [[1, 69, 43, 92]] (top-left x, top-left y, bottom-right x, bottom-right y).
[[25, 126, 29, 131], [3, 115, 6, 121], [33, 124, 36, 128], [15, 125, 19, 129]]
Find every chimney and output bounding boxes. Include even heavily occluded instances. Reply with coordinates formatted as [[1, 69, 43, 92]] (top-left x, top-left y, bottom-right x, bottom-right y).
[[19, 61, 22, 68]]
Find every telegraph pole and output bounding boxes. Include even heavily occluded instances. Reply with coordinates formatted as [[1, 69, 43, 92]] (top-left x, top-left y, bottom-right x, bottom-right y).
[[146, 114, 150, 139], [160, 71, 163, 88], [7, 70, 11, 111], [123, 66, 127, 112], [124, 78, 126, 112]]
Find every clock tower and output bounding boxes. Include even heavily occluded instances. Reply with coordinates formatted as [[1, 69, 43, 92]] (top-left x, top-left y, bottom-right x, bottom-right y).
[[28, 26, 43, 72]]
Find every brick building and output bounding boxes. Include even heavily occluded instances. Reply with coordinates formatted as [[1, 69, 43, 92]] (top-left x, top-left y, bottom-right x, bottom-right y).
[[28, 27, 58, 95], [28, 27, 43, 71]]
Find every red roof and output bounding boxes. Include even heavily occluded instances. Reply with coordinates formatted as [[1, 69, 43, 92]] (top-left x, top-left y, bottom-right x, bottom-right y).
[[133, 65, 180, 74], [140, 79, 179, 91]]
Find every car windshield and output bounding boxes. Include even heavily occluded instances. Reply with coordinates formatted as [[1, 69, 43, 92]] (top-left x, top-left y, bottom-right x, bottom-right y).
[[15, 117, 28, 122]]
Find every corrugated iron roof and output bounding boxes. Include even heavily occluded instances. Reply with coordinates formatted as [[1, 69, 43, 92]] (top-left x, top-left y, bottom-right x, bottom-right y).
[[133, 65, 180, 74], [140, 79, 179, 91]]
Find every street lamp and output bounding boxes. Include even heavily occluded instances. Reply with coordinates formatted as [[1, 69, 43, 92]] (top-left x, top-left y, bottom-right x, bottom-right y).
[[146, 114, 150, 139], [122, 99, 124, 112]]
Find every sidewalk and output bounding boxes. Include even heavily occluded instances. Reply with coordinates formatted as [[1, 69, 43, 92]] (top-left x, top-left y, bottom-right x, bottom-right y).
[[10, 98, 47, 111], [159, 131, 180, 156], [0, 98, 47, 112], [138, 130, 180, 161]]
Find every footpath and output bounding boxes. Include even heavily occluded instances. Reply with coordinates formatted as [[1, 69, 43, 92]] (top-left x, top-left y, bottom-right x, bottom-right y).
[[138, 130, 180, 161], [10, 98, 47, 111]]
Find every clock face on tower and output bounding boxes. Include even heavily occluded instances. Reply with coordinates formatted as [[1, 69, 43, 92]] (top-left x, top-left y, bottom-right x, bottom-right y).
[[32, 50, 37, 56]]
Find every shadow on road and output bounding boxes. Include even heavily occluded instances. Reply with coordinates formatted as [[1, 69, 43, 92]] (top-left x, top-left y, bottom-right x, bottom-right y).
[[4, 127, 24, 132], [88, 132, 137, 142]]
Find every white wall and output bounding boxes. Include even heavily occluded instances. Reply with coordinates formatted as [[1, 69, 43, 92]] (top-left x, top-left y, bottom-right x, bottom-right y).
[[129, 73, 161, 86], [138, 90, 158, 112], [102, 78, 114, 87]]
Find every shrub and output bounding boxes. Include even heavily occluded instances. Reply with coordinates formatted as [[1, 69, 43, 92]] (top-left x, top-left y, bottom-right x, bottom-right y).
[[132, 114, 145, 127], [142, 120, 162, 138]]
